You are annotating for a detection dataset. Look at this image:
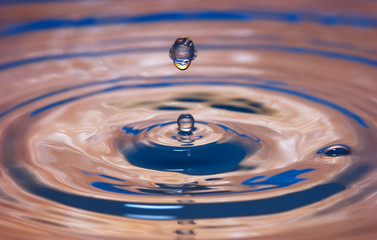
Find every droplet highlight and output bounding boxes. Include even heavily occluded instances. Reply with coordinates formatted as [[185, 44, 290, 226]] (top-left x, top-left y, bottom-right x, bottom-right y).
[[177, 114, 195, 133], [169, 36, 197, 70]]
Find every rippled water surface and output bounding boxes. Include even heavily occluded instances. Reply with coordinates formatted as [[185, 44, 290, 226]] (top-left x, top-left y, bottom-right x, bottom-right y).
[[1, 1, 377, 239]]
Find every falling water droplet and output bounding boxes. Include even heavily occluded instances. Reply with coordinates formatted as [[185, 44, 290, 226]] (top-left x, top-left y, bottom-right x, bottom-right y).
[[319, 144, 351, 157], [169, 36, 197, 70], [177, 114, 195, 133]]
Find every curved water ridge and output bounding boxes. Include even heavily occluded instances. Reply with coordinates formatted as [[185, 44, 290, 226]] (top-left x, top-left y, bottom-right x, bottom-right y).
[[1, 1, 377, 239]]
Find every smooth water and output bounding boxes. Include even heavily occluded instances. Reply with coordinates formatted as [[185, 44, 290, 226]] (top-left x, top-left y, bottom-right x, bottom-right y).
[[1, 1, 377, 239]]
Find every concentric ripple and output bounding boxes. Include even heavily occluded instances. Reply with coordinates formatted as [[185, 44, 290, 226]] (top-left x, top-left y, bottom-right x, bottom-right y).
[[1, 1, 377, 239]]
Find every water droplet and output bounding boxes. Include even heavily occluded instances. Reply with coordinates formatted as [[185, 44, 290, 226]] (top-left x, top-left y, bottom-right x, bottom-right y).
[[177, 114, 195, 132], [169, 36, 197, 70], [318, 144, 351, 157]]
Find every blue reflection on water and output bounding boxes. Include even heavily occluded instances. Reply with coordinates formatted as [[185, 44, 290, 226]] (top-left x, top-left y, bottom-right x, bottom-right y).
[[120, 121, 260, 175], [242, 169, 315, 191], [0, 10, 376, 37], [7, 164, 371, 220], [121, 142, 249, 175], [83, 169, 315, 196]]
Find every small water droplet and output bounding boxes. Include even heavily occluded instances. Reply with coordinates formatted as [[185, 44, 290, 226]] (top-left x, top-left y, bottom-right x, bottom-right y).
[[169, 36, 197, 71], [177, 114, 195, 133], [318, 144, 351, 157]]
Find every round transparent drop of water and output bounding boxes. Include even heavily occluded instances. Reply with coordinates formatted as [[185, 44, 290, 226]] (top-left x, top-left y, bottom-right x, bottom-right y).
[[177, 114, 195, 133], [169, 36, 197, 70], [323, 145, 351, 157], [316, 144, 352, 157]]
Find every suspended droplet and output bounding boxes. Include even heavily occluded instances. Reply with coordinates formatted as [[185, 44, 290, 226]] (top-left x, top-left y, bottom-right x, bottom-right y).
[[169, 36, 197, 71], [177, 114, 195, 132], [317, 144, 351, 157]]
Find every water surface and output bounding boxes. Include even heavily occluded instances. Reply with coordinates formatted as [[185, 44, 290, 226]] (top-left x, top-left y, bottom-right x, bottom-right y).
[[1, 1, 377, 239]]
